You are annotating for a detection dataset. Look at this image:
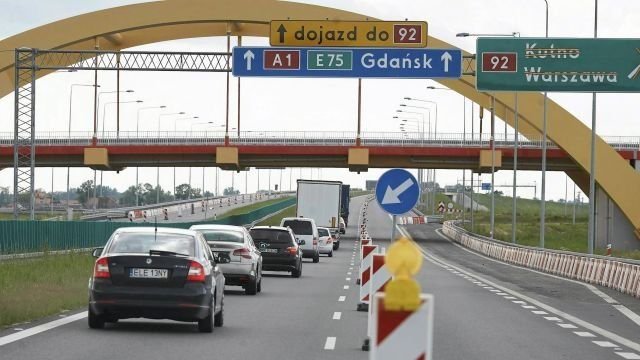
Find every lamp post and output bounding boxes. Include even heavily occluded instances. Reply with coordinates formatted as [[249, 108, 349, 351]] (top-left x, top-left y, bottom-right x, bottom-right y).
[[98, 99, 143, 199], [189, 121, 215, 199], [397, 108, 433, 212], [156, 112, 185, 203], [67, 83, 98, 213], [134, 105, 166, 206], [457, 31, 519, 240], [588, 0, 598, 255], [173, 116, 200, 198]]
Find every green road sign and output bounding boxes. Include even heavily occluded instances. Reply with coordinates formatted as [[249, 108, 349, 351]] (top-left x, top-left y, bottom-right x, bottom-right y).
[[476, 38, 640, 92], [307, 50, 353, 70]]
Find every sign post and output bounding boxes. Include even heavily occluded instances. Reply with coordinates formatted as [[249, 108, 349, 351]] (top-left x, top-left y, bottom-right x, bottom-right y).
[[375, 169, 421, 242], [232, 47, 462, 79], [476, 37, 640, 92], [270, 20, 428, 48]]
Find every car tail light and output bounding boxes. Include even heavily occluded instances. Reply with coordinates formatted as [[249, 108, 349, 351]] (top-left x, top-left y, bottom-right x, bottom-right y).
[[233, 248, 252, 260], [187, 261, 205, 282], [94, 257, 110, 279], [286, 247, 298, 255]]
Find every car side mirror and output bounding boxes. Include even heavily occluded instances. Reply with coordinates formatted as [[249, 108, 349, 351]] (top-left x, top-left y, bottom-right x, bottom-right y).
[[217, 252, 231, 264], [91, 248, 103, 258], [297, 239, 306, 245]]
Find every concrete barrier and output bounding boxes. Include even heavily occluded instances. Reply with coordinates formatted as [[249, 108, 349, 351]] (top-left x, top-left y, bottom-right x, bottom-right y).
[[442, 221, 640, 299]]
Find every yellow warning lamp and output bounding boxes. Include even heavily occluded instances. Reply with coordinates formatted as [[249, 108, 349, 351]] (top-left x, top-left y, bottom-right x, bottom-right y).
[[383, 237, 423, 311]]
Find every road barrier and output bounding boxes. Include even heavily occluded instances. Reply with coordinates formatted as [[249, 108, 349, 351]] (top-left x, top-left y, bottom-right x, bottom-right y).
[[358, 244, 379, 311], [442, 220, 640, 299], [0, 197, 295, 255]]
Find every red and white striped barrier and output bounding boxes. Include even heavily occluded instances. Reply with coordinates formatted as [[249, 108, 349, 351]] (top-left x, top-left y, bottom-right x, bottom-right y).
[[442, 220, 640, 299], [358, 244, 379, 311], [366, 254, 393, 339], [370, 293, 434, 360]]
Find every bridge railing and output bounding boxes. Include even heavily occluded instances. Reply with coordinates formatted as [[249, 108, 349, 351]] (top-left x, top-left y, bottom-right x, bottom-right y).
[[0, 131, 638, 150]]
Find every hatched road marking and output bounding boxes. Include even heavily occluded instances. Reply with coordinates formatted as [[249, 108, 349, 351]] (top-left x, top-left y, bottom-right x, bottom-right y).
[[324, 337, 336, 350]]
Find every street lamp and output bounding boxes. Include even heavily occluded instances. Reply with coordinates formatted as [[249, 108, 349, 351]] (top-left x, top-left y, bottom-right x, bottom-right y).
[[456, 31, 519, 240], [155, 112, 185, 203], [134, 105, 166, 206], [67, 83, 99, 214], [189, 121, 216, 200], [398, 108, 434, 212], [172, 116, 200, 197]]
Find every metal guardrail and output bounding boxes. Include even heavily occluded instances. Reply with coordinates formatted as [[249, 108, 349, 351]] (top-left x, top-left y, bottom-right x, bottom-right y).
[[0, 131, 638, 150]]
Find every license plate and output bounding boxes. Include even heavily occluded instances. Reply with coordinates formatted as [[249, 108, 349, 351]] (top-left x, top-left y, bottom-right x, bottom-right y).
[[260, 248, 278, 253], [129, 268, 168, 279]]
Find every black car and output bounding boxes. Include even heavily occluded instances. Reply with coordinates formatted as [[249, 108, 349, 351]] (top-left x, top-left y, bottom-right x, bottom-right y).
[[249, 226, 303, 278], [88, 227, 227, 333]]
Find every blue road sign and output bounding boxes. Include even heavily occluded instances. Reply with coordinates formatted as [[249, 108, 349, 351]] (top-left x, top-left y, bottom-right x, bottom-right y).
[[232, 47, 462, 79], [375, 169, 421, 215], [481, 182, 491, 191]]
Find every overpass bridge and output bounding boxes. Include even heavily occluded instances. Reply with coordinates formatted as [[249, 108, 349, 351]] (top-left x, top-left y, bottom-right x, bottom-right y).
[[1, 131, 639, 172]]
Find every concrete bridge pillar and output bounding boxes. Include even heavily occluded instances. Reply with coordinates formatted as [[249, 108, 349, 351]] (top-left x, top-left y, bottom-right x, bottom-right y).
[[595, 185, 639, 251]]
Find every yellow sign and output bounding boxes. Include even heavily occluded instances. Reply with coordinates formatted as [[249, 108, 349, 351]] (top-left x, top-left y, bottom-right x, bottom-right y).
[[270, 20, 428, 48]]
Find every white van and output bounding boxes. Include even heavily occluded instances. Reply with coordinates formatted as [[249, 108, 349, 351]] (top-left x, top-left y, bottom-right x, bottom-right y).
[[280, 217, 320, 263]]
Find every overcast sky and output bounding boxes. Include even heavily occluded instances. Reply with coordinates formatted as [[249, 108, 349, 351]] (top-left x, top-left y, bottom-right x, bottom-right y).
[[1, 0, 639, 202]]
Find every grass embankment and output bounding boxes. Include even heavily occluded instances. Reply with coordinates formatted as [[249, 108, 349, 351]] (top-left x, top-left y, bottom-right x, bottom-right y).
[[208, 196, 292, 221], [0, 252, 94, 328], [454, 193, 640, 259], [256, 206, 296, 226]]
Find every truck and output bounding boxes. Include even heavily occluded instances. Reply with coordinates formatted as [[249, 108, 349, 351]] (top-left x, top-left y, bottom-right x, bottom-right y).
[[296, 179, 343, 247], [340, 184, 350, 229]]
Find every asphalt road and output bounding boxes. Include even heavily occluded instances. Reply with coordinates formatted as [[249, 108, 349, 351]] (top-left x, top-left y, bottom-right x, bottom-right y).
[[1, 195, 639, 360]]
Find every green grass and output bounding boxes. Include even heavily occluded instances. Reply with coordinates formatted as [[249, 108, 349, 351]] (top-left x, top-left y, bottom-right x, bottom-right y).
[[452, 192, 639, 258], [256, 206, 296, 226], [210, 197, 293, 221], [0, 252, 95, 328]]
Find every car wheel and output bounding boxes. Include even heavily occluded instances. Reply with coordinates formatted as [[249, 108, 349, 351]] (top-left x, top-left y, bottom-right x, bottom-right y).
[[333, 242, 340, 250], [198, 300, 214, 333], [214, 297, 224, 327], [313, 252, 320, 263], [328, 250, 333, 258], [292, 266, 302, 278], [245, 278, 258, 295], [88, 307, 105, 329], [257, 277, 262, 293]]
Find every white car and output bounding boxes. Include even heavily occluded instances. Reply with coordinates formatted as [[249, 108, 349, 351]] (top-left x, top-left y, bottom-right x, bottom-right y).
[[317, 227, 334, 257], [280, 217, 320, 263], [190, 224, 263, 295]]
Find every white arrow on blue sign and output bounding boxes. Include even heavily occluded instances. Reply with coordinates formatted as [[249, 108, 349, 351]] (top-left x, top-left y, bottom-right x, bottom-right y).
[[375, 169, 421, 215], [232, 47, 462, 79]]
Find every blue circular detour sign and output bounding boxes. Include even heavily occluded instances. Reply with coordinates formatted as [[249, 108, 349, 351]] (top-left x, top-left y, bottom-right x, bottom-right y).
[[375, 169, 421, 215]]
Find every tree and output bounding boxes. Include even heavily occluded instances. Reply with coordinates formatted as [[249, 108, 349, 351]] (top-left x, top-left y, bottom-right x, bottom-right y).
[[175, 184, 191, 200], [120, 186, 138, 206], [223, 187, 240, 196], [76, 180, 94, 205]]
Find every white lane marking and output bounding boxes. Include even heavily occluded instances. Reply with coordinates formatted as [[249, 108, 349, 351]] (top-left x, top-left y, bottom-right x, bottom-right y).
[[0, 311, 87, 347], [616, 352, 640, 359], [532, 311, 549, 315], [347, 272, 352, 275], [434, 228, 640, 329], [558, 323, 578, 329], [593, 341, 619, 348], [522, 305, 537, 309], [343, 285, 350, 290], [409, 233, 640, 353], [12, 328, 23, 331], [349, 267, 353, 270], [574, 331, 597, 338], [503, 296, 517, 300], [512, 301, 527, 305], [489, 289, 500, 292], [544, 317, 562, 322], [324, 337, 336, 350], [338, 296, 346, 302], [346, 277, 351, 281], [333, 312, 342, 320], [495, 292, 508, 296]]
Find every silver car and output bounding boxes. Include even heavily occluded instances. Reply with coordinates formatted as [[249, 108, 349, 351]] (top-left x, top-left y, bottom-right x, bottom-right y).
[[190, 224, 263, 295]]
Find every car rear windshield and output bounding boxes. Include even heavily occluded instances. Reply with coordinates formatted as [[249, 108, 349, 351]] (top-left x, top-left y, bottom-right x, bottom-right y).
[[107, 233, 195, 256], [198, 230, 244, 243], [282, 220, 312, 235], [318, 228, 330, 237], [250, 229, 293, 244]]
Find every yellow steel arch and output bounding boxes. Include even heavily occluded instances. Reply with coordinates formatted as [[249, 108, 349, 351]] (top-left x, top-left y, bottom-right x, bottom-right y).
[[0, 0, 639, 236]]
